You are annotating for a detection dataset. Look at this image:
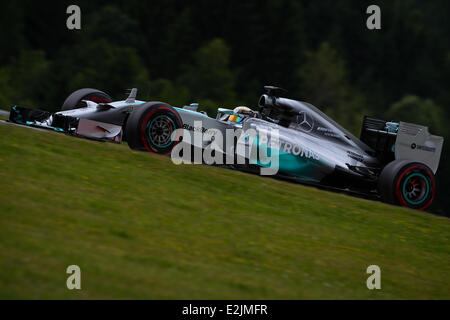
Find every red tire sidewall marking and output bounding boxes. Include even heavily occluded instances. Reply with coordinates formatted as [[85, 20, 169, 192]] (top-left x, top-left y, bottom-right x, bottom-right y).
[[140, 106, 183, 155], [395, 165, 435, 210]]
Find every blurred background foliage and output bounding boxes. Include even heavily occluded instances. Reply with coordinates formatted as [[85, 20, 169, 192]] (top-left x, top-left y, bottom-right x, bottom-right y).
[[0, 0, 448, 214]]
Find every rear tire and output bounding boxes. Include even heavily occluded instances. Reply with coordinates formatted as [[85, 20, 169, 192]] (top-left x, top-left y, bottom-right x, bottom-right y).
[[125, 102, 183, 155], [61, 88, 112, 111], [378, 160, 436, 210]]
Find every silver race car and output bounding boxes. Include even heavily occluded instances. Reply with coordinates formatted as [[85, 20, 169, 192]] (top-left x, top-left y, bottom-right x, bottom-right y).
[[8, 86, 444, 210]]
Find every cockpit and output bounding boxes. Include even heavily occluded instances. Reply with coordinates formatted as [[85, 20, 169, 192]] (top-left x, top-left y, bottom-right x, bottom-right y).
[[258, 90, 370, 150]]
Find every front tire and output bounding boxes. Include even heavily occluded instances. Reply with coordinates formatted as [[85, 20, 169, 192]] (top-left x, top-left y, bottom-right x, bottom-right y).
[[378, 160, 436, 210], [125, 102, 183, 155], [61, 88, 112, 111]]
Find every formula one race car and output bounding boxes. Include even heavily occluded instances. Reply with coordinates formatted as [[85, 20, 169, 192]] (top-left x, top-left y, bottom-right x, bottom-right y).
[[9, 86, 444, 210]]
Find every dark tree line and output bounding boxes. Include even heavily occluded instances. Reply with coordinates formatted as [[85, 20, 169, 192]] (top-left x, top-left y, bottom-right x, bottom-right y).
[[1, 0, 448, 214]]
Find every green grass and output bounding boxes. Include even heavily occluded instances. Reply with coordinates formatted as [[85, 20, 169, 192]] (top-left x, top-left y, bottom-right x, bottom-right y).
[[0, 123, 449, 299]]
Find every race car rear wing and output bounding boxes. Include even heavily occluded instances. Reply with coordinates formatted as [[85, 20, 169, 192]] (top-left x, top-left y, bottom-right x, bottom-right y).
[[394, 122, 443, 173], [360, 116, 444, 173]]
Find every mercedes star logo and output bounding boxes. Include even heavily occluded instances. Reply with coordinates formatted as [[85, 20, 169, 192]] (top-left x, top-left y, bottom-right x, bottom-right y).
[[297, 111, 314, 132]]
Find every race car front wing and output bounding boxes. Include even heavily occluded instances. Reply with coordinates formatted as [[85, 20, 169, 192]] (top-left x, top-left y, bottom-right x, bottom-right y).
[[9, 106, 122, 143]]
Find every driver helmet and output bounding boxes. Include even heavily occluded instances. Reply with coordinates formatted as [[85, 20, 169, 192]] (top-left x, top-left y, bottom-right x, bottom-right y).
[[228, 106, 256, 123]]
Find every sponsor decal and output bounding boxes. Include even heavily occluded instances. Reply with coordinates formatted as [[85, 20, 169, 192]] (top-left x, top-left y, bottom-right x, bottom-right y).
[[317, 126, 340, 138], [183, 123, 217, 137], [280, 141, 320, 160], [291, 111, 315, 133], [183, 123, 208, 133], [399, 142, 436, 152], [416, 144, 436, 152]]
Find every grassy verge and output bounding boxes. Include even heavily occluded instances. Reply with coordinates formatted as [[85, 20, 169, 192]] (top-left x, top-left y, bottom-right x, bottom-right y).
[[0, 123, 449, 299]]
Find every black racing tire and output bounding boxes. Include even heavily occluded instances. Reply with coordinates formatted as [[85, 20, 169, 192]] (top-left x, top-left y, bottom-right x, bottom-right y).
[[378, 159, 436, 210], [61, 88, 112, 111], [125, 102, 183, 155]]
